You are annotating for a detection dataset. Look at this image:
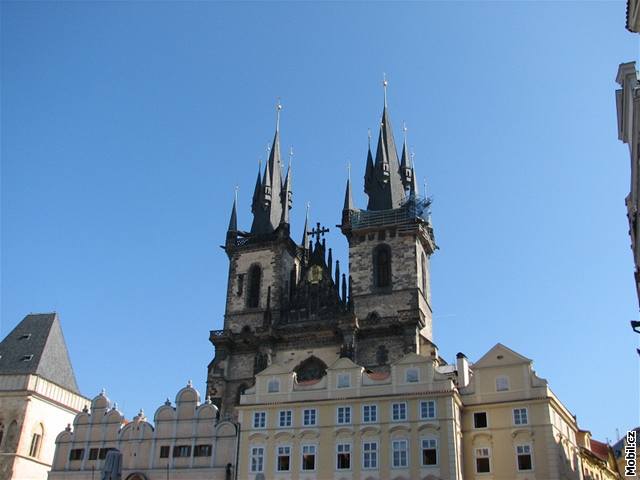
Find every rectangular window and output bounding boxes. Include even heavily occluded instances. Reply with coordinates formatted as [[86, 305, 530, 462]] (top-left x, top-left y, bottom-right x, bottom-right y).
[[173, 445, 191, 458], [421, 439, 438, 466], [496, 376, 509, 391], [392, 439, 408, 468], [98, 448, 115, 460], [392, 402, 407, 421], [473, 411, 488, 428], [420, 400, 437, 419], [302, 445, 316, 471], [336, 443, 351, 470], [303, 408, 317, 426], [362, 441, 378, 469], [475, 447, 491, 473], [405, 368, 419, 383], [194, 444, 212, 457], [253, 411, 266, 429], [89, 448, 99, 460], [513, 408, 528, 425], [277, 446, 291, 472], [159, 446, 170, 458], [337, 406, 351, 424], [69, 449, 84, 461], [516, 445, 533, 471], [337, 373, 351, 388], [250, 446, 264, 473], [279, 410, 292, 428], [29, 433, 41, 457], [267, 379, 280, 393], [362, 404, 377, 423]]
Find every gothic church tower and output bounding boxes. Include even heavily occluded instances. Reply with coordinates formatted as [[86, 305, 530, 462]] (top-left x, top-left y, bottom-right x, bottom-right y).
[[339, 79, 437, 368], [208, 86, 437, 416]]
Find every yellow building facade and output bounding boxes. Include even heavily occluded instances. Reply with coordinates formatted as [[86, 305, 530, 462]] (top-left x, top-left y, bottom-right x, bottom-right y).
[[237, 344, 622, 480]]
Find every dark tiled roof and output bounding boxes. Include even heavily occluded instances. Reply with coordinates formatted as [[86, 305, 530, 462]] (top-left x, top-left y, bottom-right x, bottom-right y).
[[0, 313, 80, 394]]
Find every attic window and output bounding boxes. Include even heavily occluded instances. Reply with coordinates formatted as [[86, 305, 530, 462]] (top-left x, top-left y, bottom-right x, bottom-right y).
[[496, 376, 509, 392], [20, 334, 31, 340], [22, 355, 33, 362]]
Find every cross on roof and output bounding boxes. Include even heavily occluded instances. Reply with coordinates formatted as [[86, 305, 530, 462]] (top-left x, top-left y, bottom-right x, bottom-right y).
[[308, 222, 330, 243]]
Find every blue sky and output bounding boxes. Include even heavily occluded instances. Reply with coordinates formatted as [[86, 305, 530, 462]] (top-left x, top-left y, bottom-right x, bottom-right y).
[[1, 1, 638, 441]]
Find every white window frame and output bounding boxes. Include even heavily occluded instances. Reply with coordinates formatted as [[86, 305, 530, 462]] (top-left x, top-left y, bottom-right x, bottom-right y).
[[475, 446, 491, 474], [496, 375, 510, 391], [252, 411, 266, 429], [278, 409, 292, 428], [301, 444, 317, 472], [249, 445, 265, 473], [473, 411, 489, 429], [405, 367, 419, 383], [276, 444, 291, 472], [336, 442, 352, 471], [362, 404, 377, 423], [421, 437, 438, 467], [362, 440, 378, 470], [513, 407, 529, 426], [391, 439, 409, 468], [391, 402, 407, 422], [337, 405, 352, 425], [337, 373, 351, 388], [267, 378, 280, 393], [303, 408, 317, 426], [420, 399, 437, 420], [516, 443, 534, 471]]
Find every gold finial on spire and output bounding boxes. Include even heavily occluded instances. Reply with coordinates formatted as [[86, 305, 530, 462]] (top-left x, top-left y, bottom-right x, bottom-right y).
[[234, 185, 239, 204], [402, 121, 408, 142], [410, 147, 415, 167], [306, 201, 311, 217], [367, 128, 372, 148], [382, 72, 388, 107], [347, 161, 351, 182], [276, 97, 282, 131], [289, 146, 294, 167]]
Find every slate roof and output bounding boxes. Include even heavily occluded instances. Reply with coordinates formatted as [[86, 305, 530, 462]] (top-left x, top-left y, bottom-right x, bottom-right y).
[[0, 313, 80, 394]]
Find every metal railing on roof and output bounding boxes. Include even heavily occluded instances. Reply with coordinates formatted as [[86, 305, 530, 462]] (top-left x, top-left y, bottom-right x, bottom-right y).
[[349, 195, 431, 231]]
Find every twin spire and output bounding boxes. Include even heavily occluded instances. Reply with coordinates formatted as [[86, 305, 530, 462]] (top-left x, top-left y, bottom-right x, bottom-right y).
[[228, 77, 424, 244]]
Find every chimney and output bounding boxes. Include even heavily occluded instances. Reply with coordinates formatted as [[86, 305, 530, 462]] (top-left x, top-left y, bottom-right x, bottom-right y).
[[456, 352, 470, 388]]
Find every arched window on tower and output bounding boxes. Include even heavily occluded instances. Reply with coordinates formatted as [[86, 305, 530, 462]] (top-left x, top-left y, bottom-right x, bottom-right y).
[[247, 264, 262, 308], [421, 252, 428, 298], [373, 244, 392, 288], [28, 423, 43, 458]]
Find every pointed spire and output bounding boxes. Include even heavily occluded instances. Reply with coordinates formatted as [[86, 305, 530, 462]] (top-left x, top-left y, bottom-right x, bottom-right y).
[[327, 248, 333, 278], [383, 72, 388, 108], [365, 78, 406, 210], [227, 188, 238, 232], [251, 160, 262, 214], [364, 131, 375, 195], [302, 202, 310, 249], [343, 162, 354, 211], [409, 149, 419, 196], [400, 122, 413, 191], [281, 148, 292, 225], [335, 259, 340, 287]]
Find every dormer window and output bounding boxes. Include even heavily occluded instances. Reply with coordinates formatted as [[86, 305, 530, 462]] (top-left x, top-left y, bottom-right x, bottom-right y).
[[496, 376, 509, 392], [267, 379, 280, 393], [405, 368, 419, 383], [22, 355, 33, 362], [337, 373, 350, 389]]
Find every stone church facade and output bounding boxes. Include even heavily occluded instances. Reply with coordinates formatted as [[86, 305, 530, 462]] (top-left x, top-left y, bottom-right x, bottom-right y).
[[207, 91, 437, 417]]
